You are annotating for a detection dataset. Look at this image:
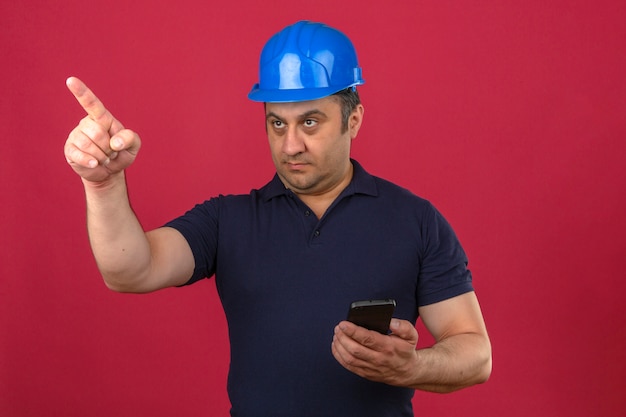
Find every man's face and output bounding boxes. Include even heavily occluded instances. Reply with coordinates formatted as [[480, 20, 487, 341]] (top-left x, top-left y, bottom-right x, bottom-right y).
[[265, 96, 363, 199]]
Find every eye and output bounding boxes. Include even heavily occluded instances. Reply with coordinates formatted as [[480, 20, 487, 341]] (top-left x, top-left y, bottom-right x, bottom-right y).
[[267, 119, 287, 132], [303, 119, 318, 128]]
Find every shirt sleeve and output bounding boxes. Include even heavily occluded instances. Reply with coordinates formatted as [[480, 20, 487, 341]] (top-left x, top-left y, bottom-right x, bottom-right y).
[[417, 203, 474, 306], [164, 198, 220, 285]]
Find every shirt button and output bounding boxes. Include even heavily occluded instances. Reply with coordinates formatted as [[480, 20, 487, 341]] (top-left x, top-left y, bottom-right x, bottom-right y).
[[305, 210, 311, 216], [314, 230, 320, 237]]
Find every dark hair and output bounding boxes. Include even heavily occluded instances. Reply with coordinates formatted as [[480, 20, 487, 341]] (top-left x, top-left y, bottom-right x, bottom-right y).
[[332, 87, 361, 133]]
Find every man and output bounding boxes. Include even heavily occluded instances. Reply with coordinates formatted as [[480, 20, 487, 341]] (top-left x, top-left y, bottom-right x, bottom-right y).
[[64, 21, 491, 417]]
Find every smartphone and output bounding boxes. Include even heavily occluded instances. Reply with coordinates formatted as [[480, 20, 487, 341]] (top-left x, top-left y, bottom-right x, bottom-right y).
[[346, 299, 396, 334]]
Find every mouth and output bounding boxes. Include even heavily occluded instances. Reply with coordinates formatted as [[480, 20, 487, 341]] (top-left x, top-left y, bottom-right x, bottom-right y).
[[285, 161, 308, 171]]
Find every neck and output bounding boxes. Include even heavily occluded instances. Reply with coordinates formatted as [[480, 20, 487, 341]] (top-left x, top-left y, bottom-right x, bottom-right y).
[[293, 162, 353, 219]]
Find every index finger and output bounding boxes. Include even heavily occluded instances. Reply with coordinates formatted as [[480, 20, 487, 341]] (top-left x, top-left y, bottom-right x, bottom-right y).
[[66, 76, 114, 131]]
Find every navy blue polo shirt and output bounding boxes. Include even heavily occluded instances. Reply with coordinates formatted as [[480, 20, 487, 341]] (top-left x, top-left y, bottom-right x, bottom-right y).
[[165, 160, 473, 417]]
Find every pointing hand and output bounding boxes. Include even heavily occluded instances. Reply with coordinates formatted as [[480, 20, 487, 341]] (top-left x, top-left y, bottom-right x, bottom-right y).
[[64, 77, 141, 183]]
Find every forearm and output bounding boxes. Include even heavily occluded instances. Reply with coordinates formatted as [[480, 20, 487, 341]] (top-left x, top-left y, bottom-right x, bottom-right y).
[[82, 174, 153, 292], [410, 332, 492, 393]]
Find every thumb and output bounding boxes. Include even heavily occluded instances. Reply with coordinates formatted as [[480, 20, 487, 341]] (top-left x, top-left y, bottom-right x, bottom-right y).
[[109, 128, 142, 158], [389, 319, 419, 345]]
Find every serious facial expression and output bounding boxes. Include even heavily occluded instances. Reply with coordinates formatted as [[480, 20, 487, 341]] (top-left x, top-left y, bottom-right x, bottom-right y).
[[265, 96, 363, 199]]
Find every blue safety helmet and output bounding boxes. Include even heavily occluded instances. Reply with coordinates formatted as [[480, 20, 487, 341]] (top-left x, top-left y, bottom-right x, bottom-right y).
[[248, 21, 365, 103]]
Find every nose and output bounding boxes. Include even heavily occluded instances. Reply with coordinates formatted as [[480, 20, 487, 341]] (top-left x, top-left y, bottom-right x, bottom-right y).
[[281, 126, 306, 156]]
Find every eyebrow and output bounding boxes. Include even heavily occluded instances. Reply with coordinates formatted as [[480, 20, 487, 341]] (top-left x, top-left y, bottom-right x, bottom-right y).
[[265, 109, 328, 122]]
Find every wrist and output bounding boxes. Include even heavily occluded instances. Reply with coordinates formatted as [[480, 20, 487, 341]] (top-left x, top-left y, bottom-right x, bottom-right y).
[[81, 171, 126, 192]]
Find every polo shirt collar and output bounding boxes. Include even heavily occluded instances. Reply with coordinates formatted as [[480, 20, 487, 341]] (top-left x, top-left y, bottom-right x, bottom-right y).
[[260, 159, 378, 202]]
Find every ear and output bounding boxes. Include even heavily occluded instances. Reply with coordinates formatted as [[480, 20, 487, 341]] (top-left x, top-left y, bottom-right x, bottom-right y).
[[349, 104, 365, 139]]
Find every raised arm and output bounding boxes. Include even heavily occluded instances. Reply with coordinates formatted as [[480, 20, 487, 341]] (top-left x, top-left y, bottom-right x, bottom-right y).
[[64, 77, 194, 292]]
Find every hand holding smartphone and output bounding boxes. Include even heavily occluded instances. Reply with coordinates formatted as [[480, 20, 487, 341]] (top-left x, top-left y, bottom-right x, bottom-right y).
[[346, 299, 396, 334]]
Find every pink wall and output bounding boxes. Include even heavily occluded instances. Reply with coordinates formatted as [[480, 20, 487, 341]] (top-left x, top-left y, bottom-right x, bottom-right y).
[[2, 1, 624, 415]]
